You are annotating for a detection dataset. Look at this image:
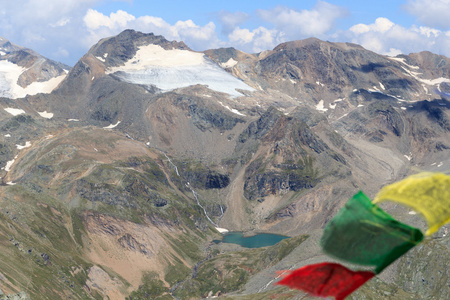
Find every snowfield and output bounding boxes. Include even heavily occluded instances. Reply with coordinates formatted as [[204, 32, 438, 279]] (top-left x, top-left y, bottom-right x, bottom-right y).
[[0, 60, 66, 99], [106, 45, 254, 97]]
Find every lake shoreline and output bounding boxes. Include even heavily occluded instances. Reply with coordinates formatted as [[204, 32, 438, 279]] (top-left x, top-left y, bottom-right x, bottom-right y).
[[213, 231, 290, 248]]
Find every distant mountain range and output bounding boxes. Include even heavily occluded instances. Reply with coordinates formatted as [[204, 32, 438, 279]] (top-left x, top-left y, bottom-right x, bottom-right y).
[[0, 30, 448, 299]]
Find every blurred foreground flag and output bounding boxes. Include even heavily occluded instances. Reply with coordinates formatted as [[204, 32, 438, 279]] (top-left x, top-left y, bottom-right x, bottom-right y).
[[374, 172, 450, 235], [276, 262, 374, 300], [277, 172, 449, 299], [320, 191, 423, 273]]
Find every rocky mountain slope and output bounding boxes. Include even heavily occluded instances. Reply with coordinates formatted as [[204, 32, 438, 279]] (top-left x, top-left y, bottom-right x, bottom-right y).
[[0, 30, 448, 299]]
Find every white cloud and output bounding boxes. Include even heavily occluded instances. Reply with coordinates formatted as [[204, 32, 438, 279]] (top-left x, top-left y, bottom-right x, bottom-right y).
[[83, 10, 221, 52], [228, 26, 283, 53], [0, 0, 104, 65], [138, 15, 170, 29], [350, 17, 394, 34], [405, 0, 450, 29], [53, 47, 70, 58], [174, 20, 216, 41], [415, 26, 441, 38], [257, 1, 348, 38], [217, 10, 249, 34], [385, 48, 403, 57], [229, 27, 255, 44], [346, 17, 450, 57], [50, 18, 71, 28], [224, 1, 347, 53], [84, 9, 135, 30], [2, 0, 450, 68]]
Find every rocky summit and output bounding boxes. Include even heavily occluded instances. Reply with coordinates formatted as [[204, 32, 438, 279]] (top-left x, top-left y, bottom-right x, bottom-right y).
[[0, 30, 448, 299]]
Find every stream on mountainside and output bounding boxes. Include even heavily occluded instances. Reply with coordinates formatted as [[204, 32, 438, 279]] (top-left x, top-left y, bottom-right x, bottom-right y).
[[162, 151, 289, 249], [162, 152, 224, 227]]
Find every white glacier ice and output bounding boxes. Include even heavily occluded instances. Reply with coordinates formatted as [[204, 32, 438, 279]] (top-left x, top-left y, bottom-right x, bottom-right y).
[[106, 45, 254, 97], [0, 60, 66, 99]]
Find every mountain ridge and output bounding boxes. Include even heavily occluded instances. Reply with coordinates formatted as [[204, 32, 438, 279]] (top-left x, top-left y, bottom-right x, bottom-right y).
[[0, 30, 448, 299]]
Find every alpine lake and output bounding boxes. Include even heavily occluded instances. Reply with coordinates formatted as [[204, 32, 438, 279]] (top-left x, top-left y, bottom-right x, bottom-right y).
[[213, 232, 290, 248]]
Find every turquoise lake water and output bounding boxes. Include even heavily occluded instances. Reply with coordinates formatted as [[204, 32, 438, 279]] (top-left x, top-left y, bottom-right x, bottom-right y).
[[214, 232, 289, 248]]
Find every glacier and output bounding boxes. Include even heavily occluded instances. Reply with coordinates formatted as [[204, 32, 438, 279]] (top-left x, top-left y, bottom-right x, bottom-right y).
[[106, 45, 254, 97], [0, 60, 66, 99]]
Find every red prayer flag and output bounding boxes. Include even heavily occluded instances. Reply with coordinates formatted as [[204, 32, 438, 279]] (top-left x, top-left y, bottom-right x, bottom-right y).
[[276, 262, 375, 300]]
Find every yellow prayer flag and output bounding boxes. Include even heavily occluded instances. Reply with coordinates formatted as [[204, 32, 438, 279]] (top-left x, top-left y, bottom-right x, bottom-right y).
[[373, 172, 450, 236]]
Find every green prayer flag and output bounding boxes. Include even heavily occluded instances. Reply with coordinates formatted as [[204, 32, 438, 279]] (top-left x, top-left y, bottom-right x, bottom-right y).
[[320, 191, 423, 273]]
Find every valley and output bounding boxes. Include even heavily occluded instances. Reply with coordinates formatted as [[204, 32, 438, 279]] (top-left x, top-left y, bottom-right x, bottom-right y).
[[0, 30, 449, 299]]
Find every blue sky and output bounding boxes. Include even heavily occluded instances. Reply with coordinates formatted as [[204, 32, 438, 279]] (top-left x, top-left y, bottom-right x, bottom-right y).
[[1, 0, 450, 66]]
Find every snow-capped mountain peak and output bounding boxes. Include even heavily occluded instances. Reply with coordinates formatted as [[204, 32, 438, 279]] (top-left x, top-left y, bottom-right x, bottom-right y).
[[0, 37, 69, 99]]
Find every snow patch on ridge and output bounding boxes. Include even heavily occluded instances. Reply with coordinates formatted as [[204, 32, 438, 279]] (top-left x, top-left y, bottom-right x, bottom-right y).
[[38, 111, 53, 119], [4, 159, 15, 171], [215, 227, 229, 234], [106, 45, 253, 97], [220, 58, 238, 68], [315, 100, 328, 112], [218, 101, 246, 116], [389, 57, 420, 70], [103, 121, 121, 129], [16, 141, 31, 150], [3, 155, 18, 172], [4, 107, 25, 116], [389, 57, 450, 88]]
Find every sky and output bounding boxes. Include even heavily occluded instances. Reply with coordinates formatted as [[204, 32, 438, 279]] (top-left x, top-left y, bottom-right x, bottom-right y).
[[1, 0, 450, 66]]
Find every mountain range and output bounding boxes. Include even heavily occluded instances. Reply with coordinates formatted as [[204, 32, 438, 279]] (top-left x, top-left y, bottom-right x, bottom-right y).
[[0, 29, 448, 299]]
